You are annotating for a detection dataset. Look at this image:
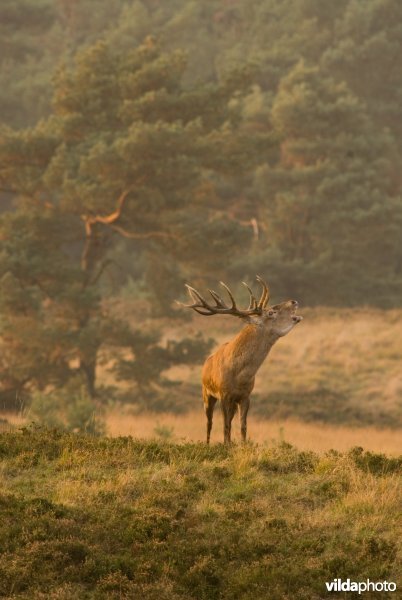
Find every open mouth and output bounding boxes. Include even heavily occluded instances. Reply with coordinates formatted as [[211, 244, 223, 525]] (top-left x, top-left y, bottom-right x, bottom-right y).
[[291, 301, 302, 323]]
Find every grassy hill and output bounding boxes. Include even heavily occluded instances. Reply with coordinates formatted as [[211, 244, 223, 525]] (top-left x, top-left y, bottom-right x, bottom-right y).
[[0, 429, 400, 599]]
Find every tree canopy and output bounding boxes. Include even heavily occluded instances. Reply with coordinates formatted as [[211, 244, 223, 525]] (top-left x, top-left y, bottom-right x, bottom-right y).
[[1, 0, 402, 410], [0, 37, 266, 405]]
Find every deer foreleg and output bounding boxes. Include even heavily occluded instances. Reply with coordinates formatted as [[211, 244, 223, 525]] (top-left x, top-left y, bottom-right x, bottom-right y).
[[221, 399, 237, 444], [203, 390, 217, 444], [239, 397, 250, 443]]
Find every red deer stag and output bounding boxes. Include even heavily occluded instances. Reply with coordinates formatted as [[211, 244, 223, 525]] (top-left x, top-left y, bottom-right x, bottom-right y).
[[180, 277, 303, 443]]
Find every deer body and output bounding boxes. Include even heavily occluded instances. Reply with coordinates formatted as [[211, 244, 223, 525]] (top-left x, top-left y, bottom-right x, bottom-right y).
[[179, 277, 302, 443], [203, 324, 276, 399]]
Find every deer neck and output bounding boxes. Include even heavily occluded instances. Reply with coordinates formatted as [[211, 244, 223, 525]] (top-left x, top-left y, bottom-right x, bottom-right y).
[[229, 323, 277, 376]]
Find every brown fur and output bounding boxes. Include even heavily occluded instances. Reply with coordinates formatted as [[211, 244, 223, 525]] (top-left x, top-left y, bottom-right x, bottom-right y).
[[202, 300, 303, 443]]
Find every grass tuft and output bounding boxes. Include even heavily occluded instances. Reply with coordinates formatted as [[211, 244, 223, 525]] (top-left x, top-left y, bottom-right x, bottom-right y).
[[0, 428, 400, 599]]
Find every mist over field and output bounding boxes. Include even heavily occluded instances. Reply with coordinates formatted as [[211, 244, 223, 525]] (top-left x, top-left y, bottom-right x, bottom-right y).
[[0, 1, 401, 598]]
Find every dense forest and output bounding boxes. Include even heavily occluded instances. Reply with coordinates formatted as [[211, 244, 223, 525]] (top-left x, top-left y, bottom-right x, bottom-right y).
[[1, 0, 401, 414]]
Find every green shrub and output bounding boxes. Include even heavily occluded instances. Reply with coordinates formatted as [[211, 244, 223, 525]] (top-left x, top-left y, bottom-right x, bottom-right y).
[[29, 379, 105, 436]]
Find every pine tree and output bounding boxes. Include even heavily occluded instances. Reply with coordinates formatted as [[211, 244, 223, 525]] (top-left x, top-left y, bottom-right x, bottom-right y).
[[0, 37, 267, 405], [254, 62, 402, 305]]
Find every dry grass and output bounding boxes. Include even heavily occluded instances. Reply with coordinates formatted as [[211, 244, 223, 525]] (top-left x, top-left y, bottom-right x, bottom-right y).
[[4, 408, 401, 456], [100, 305, 402, 455], [105, 409, 402, 455], [0, 412, 25, 430], [158, 306, 402, 412], [104, 304, 402, 427], [3, 306, 402, 456], [1, 429, 400, 598]]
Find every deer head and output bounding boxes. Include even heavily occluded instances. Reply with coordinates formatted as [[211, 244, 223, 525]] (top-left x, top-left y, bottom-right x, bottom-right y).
[[269, 299, 303, 337]]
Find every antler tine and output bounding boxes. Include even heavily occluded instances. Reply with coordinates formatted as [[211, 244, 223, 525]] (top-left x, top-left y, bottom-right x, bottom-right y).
[[242, 281, 258, 310], [182, 284, 231, 316], [256, 275, 270, 308], [175, 300, 211, 316], [208, 289, 227, 308], [219, 281, 237, 310], [185, 284, 211, 307]]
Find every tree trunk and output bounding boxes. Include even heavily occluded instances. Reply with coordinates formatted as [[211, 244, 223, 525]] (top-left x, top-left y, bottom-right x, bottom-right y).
[[79, 358, 96, 398]]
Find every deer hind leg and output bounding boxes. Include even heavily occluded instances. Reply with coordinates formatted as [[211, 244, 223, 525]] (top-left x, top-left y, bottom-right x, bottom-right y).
[[203, 390, 217, 444], [239, 396, 250, 443], [221, 399, 237, 444]]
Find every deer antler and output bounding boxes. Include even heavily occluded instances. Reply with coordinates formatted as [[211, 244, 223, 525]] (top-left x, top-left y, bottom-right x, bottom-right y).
[[255, 275, 270, 308], [178, 276, 271, 318]]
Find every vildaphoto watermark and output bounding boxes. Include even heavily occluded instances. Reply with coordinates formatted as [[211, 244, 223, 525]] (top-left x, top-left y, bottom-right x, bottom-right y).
[[325, 579, 397, 594]]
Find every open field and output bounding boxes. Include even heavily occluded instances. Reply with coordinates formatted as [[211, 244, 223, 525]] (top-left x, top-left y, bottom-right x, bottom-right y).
[[105, 411, 402, 456], [106, 304, 402, 428], [98, 305, 402, 449], [2, 306, 401, 457], [0, 429, 400, 599], [4, 411, 401, 456]]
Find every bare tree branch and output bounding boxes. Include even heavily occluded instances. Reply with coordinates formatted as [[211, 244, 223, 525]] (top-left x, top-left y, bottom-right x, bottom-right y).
[[109, 223, 179, 241], [81, 188, 132, 228], [213, 208, 260, 240], [80, 188, 178, 274], [81, 189, 132, 271]]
